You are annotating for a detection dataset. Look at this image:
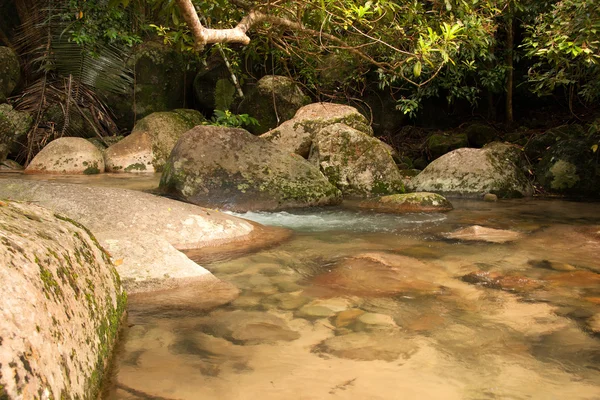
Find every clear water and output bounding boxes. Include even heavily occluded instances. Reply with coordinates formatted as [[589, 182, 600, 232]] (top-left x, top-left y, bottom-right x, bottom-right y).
[[105, 199, 600, 399]]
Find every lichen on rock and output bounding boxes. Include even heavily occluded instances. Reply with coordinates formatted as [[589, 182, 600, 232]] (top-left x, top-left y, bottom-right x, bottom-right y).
[[0, 201, 125, 399]]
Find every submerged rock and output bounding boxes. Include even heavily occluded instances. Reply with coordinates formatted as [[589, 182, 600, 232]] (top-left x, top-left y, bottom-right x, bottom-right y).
[[238, 75, 310, 134], [0, 201, 125, 399], [313, 331, 418, 362], [444, 225, 522, 243], [310, 252, 444, 297], [160, 125, 341, 211], [25, 137, 104, 174], [261, 102, 372, 158], [197, 310, 300, 344], [105, 109, 205, 173], [358, 192, 453, 213], [309, 123, 405, 196], [410, 142, 533, 198], [461, 271, 545, 292]]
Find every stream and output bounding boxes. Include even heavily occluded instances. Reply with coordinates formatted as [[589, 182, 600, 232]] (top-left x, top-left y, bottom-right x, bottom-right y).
[[103, 197, 600, 399]]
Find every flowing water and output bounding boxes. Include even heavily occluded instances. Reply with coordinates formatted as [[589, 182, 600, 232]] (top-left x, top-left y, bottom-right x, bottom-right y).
[[99, 198, 600, 399]]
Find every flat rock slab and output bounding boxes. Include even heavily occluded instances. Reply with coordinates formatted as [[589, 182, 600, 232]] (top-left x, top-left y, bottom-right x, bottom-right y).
[[0, 179, 285, 293], [444, 225, 522, 243]]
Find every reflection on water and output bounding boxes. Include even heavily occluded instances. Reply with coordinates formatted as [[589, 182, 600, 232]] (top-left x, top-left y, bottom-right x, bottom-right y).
[[104, 199, 600, 400]]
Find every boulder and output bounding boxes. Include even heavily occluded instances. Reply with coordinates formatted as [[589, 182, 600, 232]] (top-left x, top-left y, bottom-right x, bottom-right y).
[[0, 46, 20, 102], [104, 110, 205, 173], [426, 132, 468, 160], [409, 142, 533, 198], [309, 123, 405, 196], [25, 137, 104, 174], [160, 125, 341, 211], [0, 103, 32, 161], [358, 192, 453, 213], [237, 75, 310, 134], [0, 201, 125, 399], [465, 123, 498, 148], [0, 179, 284, 294], [193, 58, 235, 111], [102, 42, 192, 129], [261, 102, 373, 158], [526, 124, 600, 196]]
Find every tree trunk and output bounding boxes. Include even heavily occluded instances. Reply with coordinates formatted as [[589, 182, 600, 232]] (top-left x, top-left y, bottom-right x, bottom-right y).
[[505, 11, 514, 125]]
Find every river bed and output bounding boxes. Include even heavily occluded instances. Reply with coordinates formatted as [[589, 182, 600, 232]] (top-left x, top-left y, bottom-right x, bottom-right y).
[[103, 198, 600, 400]]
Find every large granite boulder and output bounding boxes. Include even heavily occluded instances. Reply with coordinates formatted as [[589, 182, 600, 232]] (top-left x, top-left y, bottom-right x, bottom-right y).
[[104, 109, 205, 173], [237, 75, 310, 134], [0, 103, 32, 161], [0, 46, 20, 103], [409, 142, 533, 198], [25, 137, 105, 174], [160, 125, 341, 211], [0, 200, 125, 399], [261, 102, 373, 158], [0, 179, 283, 294], [309, 123, 404, 196]]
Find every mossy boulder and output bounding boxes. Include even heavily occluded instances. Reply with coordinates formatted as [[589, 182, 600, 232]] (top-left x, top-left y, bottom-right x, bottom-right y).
[[0, 200, 125, 399], [160, 125, 342, 211], [0, 103, 32, 161], [427, 132, 468, 160], [465, 123, 498, 148], [104, 109, 205, 173], [525, 124, 600, 196], [0, 46, 20, 103], [193, 59, 234, 111], [102, 42, 191, 130], [409, 142, 533, 198], [261, 102, 373, 158], [309, 123, 405, 196], [358, 192, 453, 213], [25, 137, 105, 174], [237, 75, 310, 134]]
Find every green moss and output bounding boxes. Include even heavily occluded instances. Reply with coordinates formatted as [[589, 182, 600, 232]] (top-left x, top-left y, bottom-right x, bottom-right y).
[[83, 162, 100, 175], [124, 162, 147, 172]]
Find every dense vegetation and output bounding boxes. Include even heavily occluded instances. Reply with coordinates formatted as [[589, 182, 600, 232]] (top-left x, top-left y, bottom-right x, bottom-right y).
[[0, 0, 598, 164]]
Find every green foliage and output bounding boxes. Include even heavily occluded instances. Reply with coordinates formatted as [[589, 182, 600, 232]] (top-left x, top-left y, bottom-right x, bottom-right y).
[[522, 0, 600, 102], [206, 110, 260, 128]]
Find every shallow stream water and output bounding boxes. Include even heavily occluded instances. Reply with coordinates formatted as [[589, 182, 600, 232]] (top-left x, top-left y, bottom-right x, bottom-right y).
[[103, 198, 600, 400]]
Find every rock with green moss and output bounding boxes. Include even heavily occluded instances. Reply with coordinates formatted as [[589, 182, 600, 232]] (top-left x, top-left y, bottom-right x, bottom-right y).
[[0, 200, 125, 399], [527, 124, 600, 196], [102, 42, 192, 130], [193, 59, 234, 111], [309, 123, 405, 196], [105, 110, 205, 173], [358, 192, 453, 213], [409, 142, 533, 198], [238, 75, 310, 135], [25, 137, 104, 174], [465, 123, 498, 148], [160, 125, 342, 211], [0, 104, 32, 161], [0, 46, 20, 103], [427, 132, 469, 160], [261, 102, 373, 158]]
